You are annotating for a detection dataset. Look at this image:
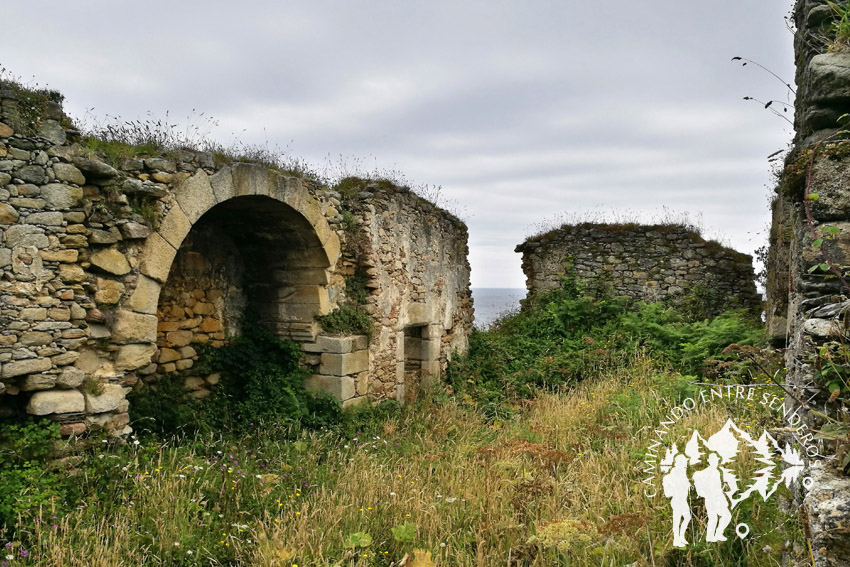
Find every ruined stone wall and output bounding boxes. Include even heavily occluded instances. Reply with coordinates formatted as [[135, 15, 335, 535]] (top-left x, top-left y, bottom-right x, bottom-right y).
[[516, 224, 760, 313], [345, 185, 472, 402], [0, 82, 472, 434], [766, 2, 850, 565]]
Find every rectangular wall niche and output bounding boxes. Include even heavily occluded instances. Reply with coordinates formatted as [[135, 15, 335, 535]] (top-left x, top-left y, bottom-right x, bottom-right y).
[[399, 324, 441, 401], [403, 325, 424, 386]]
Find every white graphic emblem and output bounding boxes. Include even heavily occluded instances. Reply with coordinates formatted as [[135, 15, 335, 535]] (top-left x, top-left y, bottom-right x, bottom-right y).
[[660, 419, 805, 547]]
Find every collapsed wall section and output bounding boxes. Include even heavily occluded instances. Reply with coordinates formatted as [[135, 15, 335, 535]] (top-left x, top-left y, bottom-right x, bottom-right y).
[[516, 223, 760, 314], [0, 82, 473, 434]]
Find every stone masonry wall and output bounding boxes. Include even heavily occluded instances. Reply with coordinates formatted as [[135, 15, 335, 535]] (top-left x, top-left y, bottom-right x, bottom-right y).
[[516, 223, 760, 313], [766, 2, 850, 565], [0, 82, 472, 435]]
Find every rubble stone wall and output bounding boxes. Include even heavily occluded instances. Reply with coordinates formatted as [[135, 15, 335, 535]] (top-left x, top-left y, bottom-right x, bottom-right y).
[[766, 2, 850, 565], [516, 223, 760, 313], [0, 83, 472, 435]]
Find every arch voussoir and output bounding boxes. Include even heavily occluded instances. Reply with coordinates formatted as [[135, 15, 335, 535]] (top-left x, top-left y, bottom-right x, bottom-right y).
[[175, 170, 216, 223]]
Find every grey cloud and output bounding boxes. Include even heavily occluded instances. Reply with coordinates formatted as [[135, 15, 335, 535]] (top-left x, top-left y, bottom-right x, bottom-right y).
[[1, 0, 796, 288]]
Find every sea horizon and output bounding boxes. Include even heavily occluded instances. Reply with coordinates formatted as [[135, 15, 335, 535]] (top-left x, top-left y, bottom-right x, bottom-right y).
[[470, 287, 526, 329]]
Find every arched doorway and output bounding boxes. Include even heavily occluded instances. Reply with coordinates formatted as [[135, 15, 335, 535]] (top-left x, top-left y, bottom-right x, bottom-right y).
[[152, 194, 334, 378]]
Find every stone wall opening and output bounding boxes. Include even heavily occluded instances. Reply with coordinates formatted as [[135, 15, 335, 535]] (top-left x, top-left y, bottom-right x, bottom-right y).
[[403, 325, 424, 388], [151, 195, 332, 383]]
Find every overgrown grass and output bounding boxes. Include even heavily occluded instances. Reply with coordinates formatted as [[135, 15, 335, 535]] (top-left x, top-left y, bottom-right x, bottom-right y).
[[0, 69, 67, 136], [0, 357, 798, 566], [0, 282, 796, 565]]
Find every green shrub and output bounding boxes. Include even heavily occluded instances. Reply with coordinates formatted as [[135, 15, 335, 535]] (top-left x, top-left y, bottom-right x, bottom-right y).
[[0, 419, 65, 530], [316, 304, 373, 336], [449, 277, 765, 407], [130, 322, 341, 438]]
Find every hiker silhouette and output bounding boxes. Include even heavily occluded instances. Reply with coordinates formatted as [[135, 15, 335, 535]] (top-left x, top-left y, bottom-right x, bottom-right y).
[[693, 453, 732, 542], [662, 453, 691, 548]]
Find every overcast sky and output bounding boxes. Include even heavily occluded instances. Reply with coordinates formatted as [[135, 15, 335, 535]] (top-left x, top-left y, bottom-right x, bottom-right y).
[[2, 1, 796, 288]]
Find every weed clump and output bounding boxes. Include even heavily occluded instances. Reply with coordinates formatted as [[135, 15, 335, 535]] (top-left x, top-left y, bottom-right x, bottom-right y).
[[316, 269, 374, 337]]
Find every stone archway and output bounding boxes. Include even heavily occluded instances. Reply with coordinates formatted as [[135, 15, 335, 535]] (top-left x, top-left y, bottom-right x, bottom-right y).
[[110, 164, 340, 374]]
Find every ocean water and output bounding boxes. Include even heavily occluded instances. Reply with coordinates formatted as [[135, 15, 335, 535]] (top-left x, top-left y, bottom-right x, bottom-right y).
[[471, 288, 527, 329]]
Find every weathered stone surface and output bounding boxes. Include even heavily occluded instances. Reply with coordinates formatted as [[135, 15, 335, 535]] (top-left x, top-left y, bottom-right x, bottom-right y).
[[95, 277, 125, 305], [140, 232, 177, 283], [314, 335, 369, 354], [20, 307, 47, 320], [6, 225, 48, 248], [166, 330, 194, 347], [158, 204, 192, 248], [115, 343, 157, 371], [319, 350, 369, 376], [51, 351, 79, 366], [122, 178, 166, 197], [58, 263, 87, 283], [803, 317, 842, 339], [174, 170, 216, 223], [56, 367, 86, 389], [8, 197, 46, 209], [60, 422, 87, 436], [15, 165, 46, 184], [19, 331, 52, 346], [209, 167, 234, 202], [38, 121, 66, 145], [40, 249, 78, 263], [179, 346, 197, 359], [111, 310, 158, 344], [119, 222, 151, 239], [808, 53, 850, 104], [27, 211, 64, 226], [198, 317, 221, 333], [41, 184, 83, 209], [27, 390, 85, 415], [0, 203, 19, 223], [342, 396, 369, 409], [89, 228, 119, 244], [126, 275, 161, 314], [20, 374, 57, 391], [145, 158, 177, 172], [158, 348, 180, 363], [0, 122, 13, 138], [84, 384, 127, 413], [72, 157, 118, 180], [52, 163, 85, 185], [90, 248, 130, 275], [2, 357, 52, 378], [305, 374, 356, 401]]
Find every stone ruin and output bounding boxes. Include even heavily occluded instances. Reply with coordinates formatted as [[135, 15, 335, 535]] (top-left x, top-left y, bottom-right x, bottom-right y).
[[766, 2, 850, 564], [0, 83, 473, 436], [516, 222, 760, 314]]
